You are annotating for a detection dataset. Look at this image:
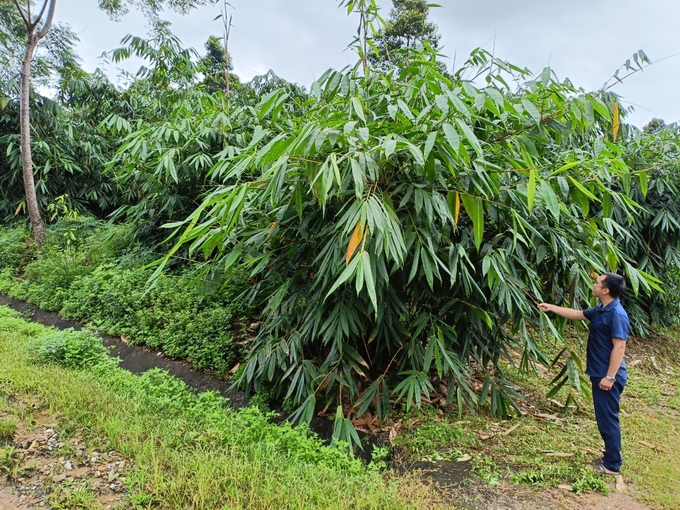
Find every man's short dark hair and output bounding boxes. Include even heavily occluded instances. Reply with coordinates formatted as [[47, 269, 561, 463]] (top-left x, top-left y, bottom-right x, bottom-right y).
[[603, 272, 626, 298]]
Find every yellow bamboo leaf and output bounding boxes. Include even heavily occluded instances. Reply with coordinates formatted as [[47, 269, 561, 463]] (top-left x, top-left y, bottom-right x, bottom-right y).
[[454, 192, 461, 224], [346, 220, 363, 266], [613, 101, 620, 142], [14, 201, 25, 216]]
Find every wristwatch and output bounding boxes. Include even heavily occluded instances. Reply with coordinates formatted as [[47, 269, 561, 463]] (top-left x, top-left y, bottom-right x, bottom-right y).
[[605, 376, 616, 383]]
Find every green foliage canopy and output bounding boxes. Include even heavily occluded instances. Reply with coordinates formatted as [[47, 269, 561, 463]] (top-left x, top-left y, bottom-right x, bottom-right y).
[[97, 0, 218, 20], [199, 34, 241, 95], [368, 0, 442, 71], [149, 42, 674, 430]]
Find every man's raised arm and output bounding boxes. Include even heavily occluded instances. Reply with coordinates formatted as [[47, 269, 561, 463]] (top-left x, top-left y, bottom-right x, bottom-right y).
[[538, 303, 586, 321]]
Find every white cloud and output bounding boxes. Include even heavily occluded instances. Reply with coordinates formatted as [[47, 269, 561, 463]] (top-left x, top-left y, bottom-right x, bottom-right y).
[[54, 0, 680, 126]]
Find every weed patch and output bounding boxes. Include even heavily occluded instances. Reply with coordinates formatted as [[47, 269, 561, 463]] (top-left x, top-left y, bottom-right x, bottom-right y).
[[0, 222, 253, 375], [0, 416, 17, 441], [0, 307, 443, 509]]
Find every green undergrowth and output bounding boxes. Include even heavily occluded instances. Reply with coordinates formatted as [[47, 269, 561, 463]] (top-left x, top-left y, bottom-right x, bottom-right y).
[[0, 222, 252, 375], [0, 306, 444, 509], [393, 329, 680, 508]]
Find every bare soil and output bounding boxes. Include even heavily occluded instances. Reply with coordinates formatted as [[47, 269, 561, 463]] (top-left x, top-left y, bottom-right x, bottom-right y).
[[0, 397, 128, 509], [433, 478, 651, 510], [393, 454, 651, 510]]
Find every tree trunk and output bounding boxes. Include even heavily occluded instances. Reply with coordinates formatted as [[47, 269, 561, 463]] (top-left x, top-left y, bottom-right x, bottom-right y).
[[13, 0, 57, 247], [20, 38, 45, 246]]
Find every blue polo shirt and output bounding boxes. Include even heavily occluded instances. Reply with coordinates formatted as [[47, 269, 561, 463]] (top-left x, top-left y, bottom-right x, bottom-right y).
[[582, 299, 629, 379]]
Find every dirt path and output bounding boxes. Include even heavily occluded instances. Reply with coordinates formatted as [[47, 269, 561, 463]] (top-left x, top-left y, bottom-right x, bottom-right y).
[[441, 482, 651, 510]]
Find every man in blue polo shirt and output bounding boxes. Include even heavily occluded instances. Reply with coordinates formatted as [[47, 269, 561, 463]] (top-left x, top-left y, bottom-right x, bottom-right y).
[[538, 272, 629, 475]]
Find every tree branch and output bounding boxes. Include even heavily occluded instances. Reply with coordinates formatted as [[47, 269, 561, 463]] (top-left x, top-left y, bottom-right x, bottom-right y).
[[35, 0, 57, 41], [11, 0, 30, 30], [31, 0, 49, 31]]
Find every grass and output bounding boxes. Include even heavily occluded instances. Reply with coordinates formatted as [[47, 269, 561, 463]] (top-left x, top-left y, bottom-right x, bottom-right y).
[[393, 328, 680, 509], [1, 292, 678, 508], [618, 334, 680, 508], [0, 306, 445, 510], [0, 416, 18, 441], [50, 481, 99, 510]]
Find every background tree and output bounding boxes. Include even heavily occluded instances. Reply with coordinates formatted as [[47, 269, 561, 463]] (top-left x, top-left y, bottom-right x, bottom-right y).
[[643, 117, 666, 134], [0, 1, 93, 223], [11, 0, 58, 246], [1, 1, 76, 86], [368, 0, 442, 71], [199, 35, 241, 95], [6, 0, 216, 245]]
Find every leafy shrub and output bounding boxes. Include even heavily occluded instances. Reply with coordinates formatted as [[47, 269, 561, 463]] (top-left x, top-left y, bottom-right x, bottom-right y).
[[0, 219, 128, 310], [0, 306, 45, 336], [157, 40, 678, 429], [571, 469, 609, 495], [61, 265, 245, 374], [511, 470, 546, 484], [59, 265, 148, 332], [33, 329, 114, 370], [17, 246, 97, 310], [393, 420, 465, 460], [0, 269, 19, 297], [0, 226, 34, 272], [1, 221, 250, 375], [95, 365, 370, 474]]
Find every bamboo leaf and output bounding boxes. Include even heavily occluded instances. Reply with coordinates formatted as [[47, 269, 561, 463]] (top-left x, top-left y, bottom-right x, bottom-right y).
[[549, 160, 581, 176], [527, 168, 536, 213], [461, 195, 484, 251], [613, 100, 620, 142], [447, 191, 461, 225], [362, 252, 378, 312], [385, 138, 397, 158], [546, 377, 568, 398], [442, 123, 460, 153], [326, 255, 361, 299], [455, 192, 461, 225], [639, 171, 648, 198], [435, 94, 449, 112], [350, 158, 365, 198], [424, 131, 438, 160], [351, 96, 366, 123], [346, 220, 364, 266], [405, 142, 425, 166], [456, 119, 483, 157], [568, 177, 599, 201], [521, 99, 542, 125], [540, 181, 560, 221]]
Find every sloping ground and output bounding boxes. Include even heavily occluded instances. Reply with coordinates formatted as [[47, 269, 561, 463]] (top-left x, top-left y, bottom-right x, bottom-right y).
[[389, 328, 680, 509], [0, 306, 447, 509], [0, 299, 677, 509], [445, 482, 651, 510]]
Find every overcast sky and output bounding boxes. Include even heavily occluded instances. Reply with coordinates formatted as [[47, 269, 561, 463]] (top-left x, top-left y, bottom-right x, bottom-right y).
[[53, 0, 680, 128]]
